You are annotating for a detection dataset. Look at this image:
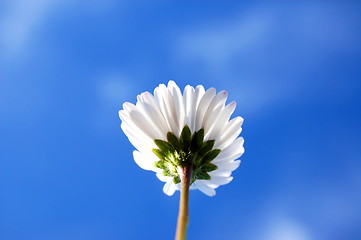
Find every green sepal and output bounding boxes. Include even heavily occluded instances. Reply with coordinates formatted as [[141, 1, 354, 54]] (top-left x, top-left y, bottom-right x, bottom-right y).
[[152, 127, 223, 184], [167, 132, 180, 150], [191, 129, 204, 152], [202, 163, 218, 172], [162, 170, 172, 177], [198, 140, 215, 158], [173, 176, 181, 184], [154, 139, 174, 153], [196, 171, 211, 180], [190, 152, 199, 166], [201, 149, 221, 164], [162, 168, 177, 177], [179, 125, 191, 150], [152, 149, 166, 161], [154, 160, 166, 169]]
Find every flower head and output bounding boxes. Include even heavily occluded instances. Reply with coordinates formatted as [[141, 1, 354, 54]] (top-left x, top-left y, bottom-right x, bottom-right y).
[[119, 81, 244, 196]]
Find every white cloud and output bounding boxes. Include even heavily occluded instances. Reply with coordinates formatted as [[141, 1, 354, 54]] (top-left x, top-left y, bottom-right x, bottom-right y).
[[259, 217, 313, 240], [0, 0, 118, 58], [0, 0, 54, 57], [97, 72, 135, 106], [89, 72, 135, 135], [240, 175, 361, 240], [175, 9, 272, 70], [173, 3, 361, 117], [175, 3, 360, 70]]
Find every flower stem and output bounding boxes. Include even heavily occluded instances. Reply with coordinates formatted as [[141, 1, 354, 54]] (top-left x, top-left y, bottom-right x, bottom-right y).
[[175, 166, 192, 240]]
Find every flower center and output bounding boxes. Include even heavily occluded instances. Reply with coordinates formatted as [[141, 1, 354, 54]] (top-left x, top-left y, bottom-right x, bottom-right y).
[[153, 126, 220, 184]]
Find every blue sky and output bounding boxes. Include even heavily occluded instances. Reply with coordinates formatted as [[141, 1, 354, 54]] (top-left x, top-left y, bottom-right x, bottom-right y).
[[1, 1, 361, 240]]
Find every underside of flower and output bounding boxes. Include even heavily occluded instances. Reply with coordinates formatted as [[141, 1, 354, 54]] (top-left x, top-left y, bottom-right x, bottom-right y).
[[119, 81, 244, 196], [153, 126, 220, 184]]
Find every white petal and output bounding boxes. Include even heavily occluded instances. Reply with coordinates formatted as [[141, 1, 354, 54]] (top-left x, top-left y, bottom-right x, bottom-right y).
[[206, 160, 240, 178], [175, 182, 181, 190], [121, 102, 160, 141], [209, 176, 233, 186], [203, 181, 219, 189], [120, 117, 156, 152], [194, 85, 206, 106], [183, 85, 195, 131], [214, 160, 241, 172], [122, 102, 137, 112], [156, 172, 171, 182], [214, 137, 245, 163], [195, 88, 216, 131], [195, 180, 216, 196], [154, 83, 179, 136], [134, 98, 166, 140], [189, 183, 197, 190], [203, 90, 228, 140], [215, 116, 244, 149], [137, 92, 170, 137], [215, 147, 244, 163], [190, 85, 206, 133], [129, 106, 168, 140], [121, 124, 152, 152], [163, 180, 176, 196], [209, 170, 232, 177], [208, 101, 236, 141], [119, 108, 149, 140], [133, 150, 157, 171], [168, 81, 185, 136]]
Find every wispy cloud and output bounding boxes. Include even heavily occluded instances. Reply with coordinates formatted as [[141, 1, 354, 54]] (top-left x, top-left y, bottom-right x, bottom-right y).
[[258, 217, 313, 240], [97, 72, 135, 106], [173, 3, 361, 116], [0, 0, 55, 57], [89, 71, 136, 135], [175, 9, 272, 70], [0, 0, 118, 59]]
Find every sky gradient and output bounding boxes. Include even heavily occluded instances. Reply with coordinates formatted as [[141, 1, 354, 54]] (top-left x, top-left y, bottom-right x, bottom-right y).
[[1, 1, 361, 240]]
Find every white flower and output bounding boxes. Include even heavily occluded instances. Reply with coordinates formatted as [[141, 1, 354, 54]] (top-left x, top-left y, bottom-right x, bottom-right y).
[[119, 81, 244, 196]]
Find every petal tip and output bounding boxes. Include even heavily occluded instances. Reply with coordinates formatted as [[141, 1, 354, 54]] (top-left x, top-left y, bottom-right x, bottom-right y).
[[163, 181, 176, 196]]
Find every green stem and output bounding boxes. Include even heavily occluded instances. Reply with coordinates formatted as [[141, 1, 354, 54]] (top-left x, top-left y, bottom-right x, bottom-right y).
[[175, 166, 192, 240]]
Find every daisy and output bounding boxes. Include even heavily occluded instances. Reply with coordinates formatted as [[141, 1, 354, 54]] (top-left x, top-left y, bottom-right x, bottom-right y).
[[119, 81, 244, 197], [119, 81, 244, 240]]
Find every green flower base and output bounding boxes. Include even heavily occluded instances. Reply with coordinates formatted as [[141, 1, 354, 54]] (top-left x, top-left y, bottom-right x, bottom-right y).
[[153, 126, 220, 184]]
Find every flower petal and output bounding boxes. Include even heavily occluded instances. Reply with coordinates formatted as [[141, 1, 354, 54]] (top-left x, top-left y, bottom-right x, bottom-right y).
[[128, 110, 163, 140], [203, 90, 228, 141], [163, 180, 177, 196], [195, 180, 216, 196], [209, 176, 233, 186], [190, 85, 206, 133], [214, 160, 241, 172], [156, 172, 171, 182], [195, 87, 216, 131], [121, 123, 154, 152], [168, 81, 186, 136], [183, 85, 195, 131], [136, 92, 170, 138], [208, 101, 236, 142], [215, 116, 244, 149], [154, 83, 179, 137], [214, 137, 245, 163], [133, 150, 157, 171]]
